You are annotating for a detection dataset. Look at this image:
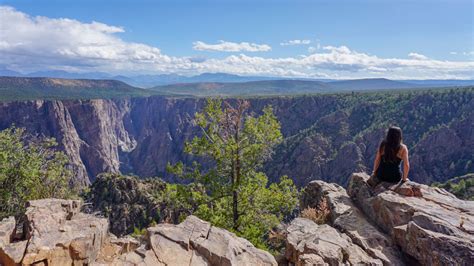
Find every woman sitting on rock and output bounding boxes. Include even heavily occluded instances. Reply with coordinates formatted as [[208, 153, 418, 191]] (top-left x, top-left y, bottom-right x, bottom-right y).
[[369, 126, 410, 186]]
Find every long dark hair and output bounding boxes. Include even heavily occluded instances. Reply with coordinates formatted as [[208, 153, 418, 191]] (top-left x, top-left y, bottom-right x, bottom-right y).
[[379, 126, 402, 162]]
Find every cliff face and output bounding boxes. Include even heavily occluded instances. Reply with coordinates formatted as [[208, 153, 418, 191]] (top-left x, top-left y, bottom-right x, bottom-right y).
[[0, 95, 341, 185], [0, 89, 472, 186], [0, 99, 136, 186]]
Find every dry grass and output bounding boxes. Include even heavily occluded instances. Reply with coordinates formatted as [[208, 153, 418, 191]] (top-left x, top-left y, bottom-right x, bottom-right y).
[[300, 197, 331, 224]]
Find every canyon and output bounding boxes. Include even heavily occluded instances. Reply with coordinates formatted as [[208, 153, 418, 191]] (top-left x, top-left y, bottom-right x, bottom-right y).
[[0, 87, 472, 187]]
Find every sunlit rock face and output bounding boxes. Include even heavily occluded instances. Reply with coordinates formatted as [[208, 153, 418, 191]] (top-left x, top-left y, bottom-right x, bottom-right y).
[[0, 199, 276, 266], [290, 172, 474, 265]]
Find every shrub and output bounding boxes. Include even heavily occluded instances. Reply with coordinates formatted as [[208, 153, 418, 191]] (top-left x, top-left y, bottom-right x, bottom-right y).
[[300, 197, 330, 224], [0, 127, 74, 219]]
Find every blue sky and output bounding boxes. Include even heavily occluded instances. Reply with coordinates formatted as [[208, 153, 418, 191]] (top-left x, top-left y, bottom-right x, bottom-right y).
[[0, 0, 473, 78]]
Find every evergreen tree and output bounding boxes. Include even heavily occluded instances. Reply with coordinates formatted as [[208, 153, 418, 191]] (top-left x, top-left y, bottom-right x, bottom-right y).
[[169, 99, 298, 249]]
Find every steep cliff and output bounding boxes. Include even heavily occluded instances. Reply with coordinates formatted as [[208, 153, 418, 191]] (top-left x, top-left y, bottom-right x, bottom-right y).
[[0, 99, 136, 186], [0, 88, 472, 186]]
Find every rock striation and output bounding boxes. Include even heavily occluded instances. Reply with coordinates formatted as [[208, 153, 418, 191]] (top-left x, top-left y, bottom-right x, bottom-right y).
[[291, 172, 474, 265], [0, 199, 275, 266], [1, 88, 472, 187]]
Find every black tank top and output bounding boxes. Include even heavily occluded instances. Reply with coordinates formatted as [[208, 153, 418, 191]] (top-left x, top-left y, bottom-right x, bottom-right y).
[[376, 157, 402, 183]]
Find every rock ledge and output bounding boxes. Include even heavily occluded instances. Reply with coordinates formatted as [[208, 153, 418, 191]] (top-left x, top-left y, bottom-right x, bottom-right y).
[[0, 199, 276, 266]]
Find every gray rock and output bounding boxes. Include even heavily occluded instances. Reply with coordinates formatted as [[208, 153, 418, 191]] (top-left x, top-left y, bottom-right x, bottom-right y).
[[0, 240, 28, 265], [347, 172, 474, 265], [21, 199, 109, 265], [146, 215, 277, 266], [0, 216, 15, 248], [0, 199, 276, 266], [302, 180, 404, 265], [285, 218, 382, 265]]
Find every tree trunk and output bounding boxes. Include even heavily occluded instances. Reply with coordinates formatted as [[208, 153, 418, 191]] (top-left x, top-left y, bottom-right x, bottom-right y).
[[232, 189, 238, 230]]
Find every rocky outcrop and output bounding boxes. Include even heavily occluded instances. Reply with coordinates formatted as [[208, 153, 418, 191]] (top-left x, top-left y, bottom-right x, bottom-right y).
[[0, 199, 275, 265], [293, 172, 474, 265], [348, 172, 474, 265], [285, 218, 383, 265], [115, 215, 276, 266], [300, 180, 404, 265], [87, 174, 166, 236]]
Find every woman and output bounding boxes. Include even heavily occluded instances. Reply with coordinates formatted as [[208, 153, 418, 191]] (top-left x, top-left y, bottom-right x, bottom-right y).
[[371, 126, 410, 185]]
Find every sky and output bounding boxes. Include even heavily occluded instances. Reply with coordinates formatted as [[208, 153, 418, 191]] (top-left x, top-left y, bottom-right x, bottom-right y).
[[0, 0, 473, 79]]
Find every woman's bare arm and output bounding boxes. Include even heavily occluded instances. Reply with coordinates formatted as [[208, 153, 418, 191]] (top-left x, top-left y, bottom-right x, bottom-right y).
[[372, 148, 381, 176], [401, 145, 410, 181]]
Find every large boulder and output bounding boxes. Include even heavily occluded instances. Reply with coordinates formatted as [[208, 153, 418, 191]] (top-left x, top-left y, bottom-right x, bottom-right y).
[[285, 218, 382, 265], [142, 215, 277, 266], [21, 199, 109, 265], [0, 199, 143, 265], [347, 172, 474, 265], [301, 180, 404, 265]]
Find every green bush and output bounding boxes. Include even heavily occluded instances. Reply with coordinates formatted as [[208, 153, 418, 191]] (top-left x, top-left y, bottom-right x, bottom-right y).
[[0, 127, 74, 219]]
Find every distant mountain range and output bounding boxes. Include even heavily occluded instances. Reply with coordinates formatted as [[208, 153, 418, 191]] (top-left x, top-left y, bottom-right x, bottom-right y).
[[1, 69, 473, 88], [150, 78, 474, 96], [0, 77, 156, 101], [0, 70, 284, 87], [0, 75, 473, 101]]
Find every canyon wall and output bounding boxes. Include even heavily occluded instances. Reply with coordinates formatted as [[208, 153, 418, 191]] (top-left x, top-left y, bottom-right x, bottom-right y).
[[0, 89, 472, 186]]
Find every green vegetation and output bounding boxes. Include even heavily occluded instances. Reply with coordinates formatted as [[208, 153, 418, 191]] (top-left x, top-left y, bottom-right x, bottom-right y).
[[432, 174, 474, 200], [0, 127, 75, 219], [267, 87, 474, 185], [86, 173, 207, 236], [168, 99, 299, 250], [0, 77, 166, 102]]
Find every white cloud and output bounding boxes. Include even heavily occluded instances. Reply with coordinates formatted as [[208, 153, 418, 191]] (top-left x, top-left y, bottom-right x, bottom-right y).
[[1, 6, 473, 79], [408, 52, 429, 60], [0, 6, 185, 73], [449, 51, 473, 56], [192, 40, 271, 52], [280, 39, 311, 46]]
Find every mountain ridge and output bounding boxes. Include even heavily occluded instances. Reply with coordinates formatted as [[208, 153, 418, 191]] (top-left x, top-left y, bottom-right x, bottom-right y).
[[2, 76, 473, 101], [0, 76, 160, 101], [1, 70, 473, 88]]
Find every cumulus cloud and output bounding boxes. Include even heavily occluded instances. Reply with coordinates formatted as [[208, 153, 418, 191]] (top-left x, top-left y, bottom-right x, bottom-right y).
[[408, 52, 429, 60], [1, 6, 473, 79], [280, 39, 311, 46], [192, 40, 271, 52], [0, 6, 190, 73]]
